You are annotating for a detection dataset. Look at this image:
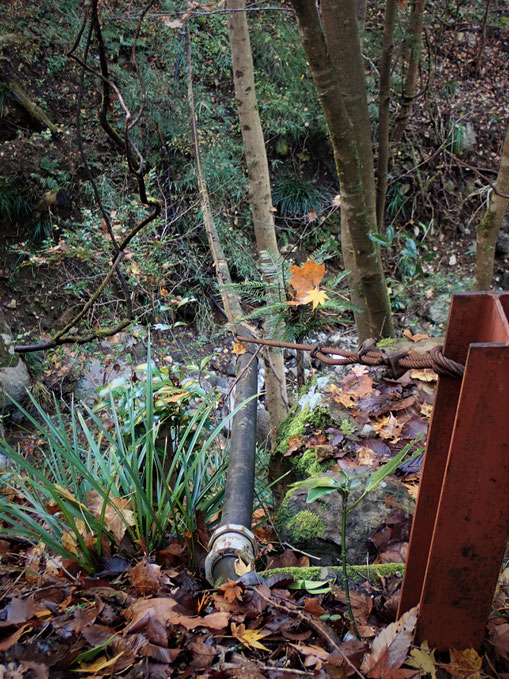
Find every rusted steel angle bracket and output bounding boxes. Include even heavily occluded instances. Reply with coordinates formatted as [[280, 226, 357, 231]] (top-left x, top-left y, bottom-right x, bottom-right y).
[[398, 292, 509, 651]]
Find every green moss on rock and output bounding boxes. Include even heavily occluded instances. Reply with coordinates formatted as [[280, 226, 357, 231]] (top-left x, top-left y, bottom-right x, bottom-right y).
[[261, 563, 405, 585], [287, 509, 325, 542]]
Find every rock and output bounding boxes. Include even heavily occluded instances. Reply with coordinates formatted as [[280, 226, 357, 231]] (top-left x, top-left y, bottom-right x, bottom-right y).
[[427, 293, 451, 327], [0, 310, 30, 411], [359, 423, 376, 438], [276, 468, 412, 565], [457, 122, 476, 154]]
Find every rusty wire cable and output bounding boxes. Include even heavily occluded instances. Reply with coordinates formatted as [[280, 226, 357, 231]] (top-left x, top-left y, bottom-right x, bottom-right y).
[[236, 336, 465, 379]]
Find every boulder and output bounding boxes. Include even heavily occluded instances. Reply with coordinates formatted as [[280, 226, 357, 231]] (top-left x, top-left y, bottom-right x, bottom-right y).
[[427, 293, 451, 327], [0, 310, 30, 411], [276, 468, 412, 565]]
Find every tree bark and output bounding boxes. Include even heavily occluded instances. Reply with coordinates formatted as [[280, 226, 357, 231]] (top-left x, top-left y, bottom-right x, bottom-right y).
[[473, 124, 509, 291], [376, 0, 398, 232], [392, 0, 426, 143], [290, 0, 393, 339], [226, 0, 288, 432]]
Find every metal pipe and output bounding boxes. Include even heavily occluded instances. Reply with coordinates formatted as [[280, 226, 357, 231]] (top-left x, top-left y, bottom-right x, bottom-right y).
[[205, 347, 258, 584]]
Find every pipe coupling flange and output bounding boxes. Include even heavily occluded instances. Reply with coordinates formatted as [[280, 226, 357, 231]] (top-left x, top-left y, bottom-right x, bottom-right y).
[[205, 524, 257, 585]]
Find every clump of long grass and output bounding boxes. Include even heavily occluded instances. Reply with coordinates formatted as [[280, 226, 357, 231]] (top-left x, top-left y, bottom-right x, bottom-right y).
[[0, 347, 249, 573]]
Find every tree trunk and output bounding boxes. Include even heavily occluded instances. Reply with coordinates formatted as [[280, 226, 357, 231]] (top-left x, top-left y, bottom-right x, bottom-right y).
[[376, 0, 398, 232], [226, 0, 288, 432], [290, 0, 393, 340], [473, 124, 509, 291], [392, 0, 426, 143]]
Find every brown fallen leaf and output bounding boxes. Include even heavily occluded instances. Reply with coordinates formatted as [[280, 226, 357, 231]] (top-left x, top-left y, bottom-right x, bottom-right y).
[[128, 558, 162, 596], [303, 596, 326, 618], [442, 647, 483, 679], [360, 605, 418, 678], [489, 622, 509, 660], [126, 597, 228, 633], [219, 580, 244, 603], [403, 329, 430, 342], [0, 624, 31, 652]]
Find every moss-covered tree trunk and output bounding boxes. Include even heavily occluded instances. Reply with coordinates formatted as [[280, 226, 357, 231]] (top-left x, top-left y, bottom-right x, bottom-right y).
[[473, 124, 509, 290], [290, 0, 393, 339], [392, 0, 426, 143], [226, 0, 288, 432]]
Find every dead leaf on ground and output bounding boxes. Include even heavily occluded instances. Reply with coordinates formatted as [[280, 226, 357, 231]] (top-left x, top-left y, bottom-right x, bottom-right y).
[[409, 369, 437, 382], [219, 580, 244, 603], [374, 414, 404, 442], [442, 647, 483, 679], [405, 641, 437, 678], [231, 622, 271, 651], [128, 558, 162, 596], [360, 605, 418, 678], [125, 597, 230, 633], [232, 341, 246, 356], [403, 330, 430, 342]]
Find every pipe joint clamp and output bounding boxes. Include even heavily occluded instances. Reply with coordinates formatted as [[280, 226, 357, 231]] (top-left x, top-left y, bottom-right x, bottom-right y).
[[205, 524, 257, 585]]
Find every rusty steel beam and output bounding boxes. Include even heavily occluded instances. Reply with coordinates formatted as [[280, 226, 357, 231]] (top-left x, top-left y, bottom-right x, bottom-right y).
[[398, 292, 509, 651]]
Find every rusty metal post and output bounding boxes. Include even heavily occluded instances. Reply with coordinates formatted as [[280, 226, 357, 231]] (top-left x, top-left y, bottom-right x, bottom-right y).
[[398, 292, 509, 651]]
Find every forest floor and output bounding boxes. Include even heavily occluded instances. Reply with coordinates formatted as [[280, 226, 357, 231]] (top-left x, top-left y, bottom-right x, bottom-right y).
[[0, 353, 508, 678]]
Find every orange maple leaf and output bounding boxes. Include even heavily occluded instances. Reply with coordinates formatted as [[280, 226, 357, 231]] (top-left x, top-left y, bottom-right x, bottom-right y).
[[232, 341, 247, 356], [288, 259, 328, 309], [219, 580, 243, 603]]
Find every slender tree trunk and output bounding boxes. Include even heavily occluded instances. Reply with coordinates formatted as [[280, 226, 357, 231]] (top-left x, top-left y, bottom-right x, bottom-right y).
[[186, 29, 243, 323], [226, 0, 288, 432], [291, 0, 393, 339], [392, 0, 426, 143], [474, 0, 491, 78], [473, 124, 509, 291], [376, 0, 398, 232]]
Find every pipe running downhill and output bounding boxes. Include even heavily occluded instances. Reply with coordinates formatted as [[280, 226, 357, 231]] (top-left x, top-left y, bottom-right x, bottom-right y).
[[205, 346, 259, 584]]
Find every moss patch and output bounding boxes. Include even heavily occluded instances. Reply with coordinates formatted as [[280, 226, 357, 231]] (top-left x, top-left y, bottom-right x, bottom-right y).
[[287, 509, 325, 542], [262, 563, 405, 585], [275, 404, 311, 455]]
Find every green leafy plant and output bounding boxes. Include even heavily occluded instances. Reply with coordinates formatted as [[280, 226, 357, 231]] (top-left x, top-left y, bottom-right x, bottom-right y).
[[272, 175, 329, 218], [370, 223, 435, 282], [0, 177, 32, 224], [291, 436, 424, 639], [0, 347, 249, 572]]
